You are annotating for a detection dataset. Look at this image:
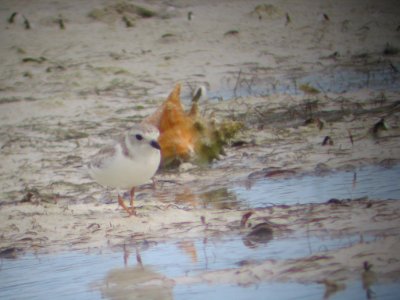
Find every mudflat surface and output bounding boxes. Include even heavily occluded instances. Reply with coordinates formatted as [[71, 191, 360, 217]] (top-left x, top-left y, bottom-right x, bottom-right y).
[[1, 0, 400, 297]]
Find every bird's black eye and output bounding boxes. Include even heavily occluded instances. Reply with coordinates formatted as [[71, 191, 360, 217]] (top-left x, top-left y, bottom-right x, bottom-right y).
[[135, 134, 143, 141]]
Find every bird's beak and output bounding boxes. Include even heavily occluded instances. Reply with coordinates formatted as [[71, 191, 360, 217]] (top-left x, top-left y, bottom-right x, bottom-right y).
[[150, 140, 161, 150]]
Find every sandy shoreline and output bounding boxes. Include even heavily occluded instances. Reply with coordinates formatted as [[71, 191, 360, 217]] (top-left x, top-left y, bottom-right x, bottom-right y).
[[1, 0, 400, 291]]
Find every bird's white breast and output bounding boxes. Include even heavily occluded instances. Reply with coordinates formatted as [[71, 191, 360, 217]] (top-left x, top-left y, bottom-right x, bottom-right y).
[[90, 144, 160, 189]]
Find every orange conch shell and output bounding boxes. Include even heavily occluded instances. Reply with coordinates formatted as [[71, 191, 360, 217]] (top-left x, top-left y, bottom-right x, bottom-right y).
[[145, 84, 199, 165], [144, 83, 242, 167]]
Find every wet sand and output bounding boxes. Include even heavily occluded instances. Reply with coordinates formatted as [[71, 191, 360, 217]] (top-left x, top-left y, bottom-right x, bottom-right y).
[[1, 0, 400, 294]]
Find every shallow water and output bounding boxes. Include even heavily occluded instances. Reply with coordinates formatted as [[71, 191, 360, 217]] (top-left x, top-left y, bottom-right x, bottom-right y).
[[209, 63, 400, 100], [231, 164, 400, 208], [159, 164, 400, 209], [3, 173, 399, 296], [1, 165, 399, 299], [176, 281, 400, 300], [175, 282, 325, 300], [1, 232, 399, 300]]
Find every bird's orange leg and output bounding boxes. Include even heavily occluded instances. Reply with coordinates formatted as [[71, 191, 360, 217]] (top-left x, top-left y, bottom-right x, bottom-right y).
[[129, 187, 136, 214], [118, 193, 135, 216]]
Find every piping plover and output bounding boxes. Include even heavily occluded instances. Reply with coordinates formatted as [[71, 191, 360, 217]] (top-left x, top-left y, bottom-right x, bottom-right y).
[[88, 123, 161, 216]]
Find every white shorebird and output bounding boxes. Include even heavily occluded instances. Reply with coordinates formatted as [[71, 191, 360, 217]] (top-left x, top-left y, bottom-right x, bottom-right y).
[[88, 123, 161, 216]]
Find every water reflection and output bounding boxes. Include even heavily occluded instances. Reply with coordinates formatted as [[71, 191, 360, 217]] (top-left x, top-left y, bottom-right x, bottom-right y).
[[99, 266, 174, 300], [173, 187, 240, 209], [233, 164, 400, 207], [362, 261, 378, 300], [1, 233, 399, 300], [177, 241, 198, 263], [199, 188, 240, 209], [319, 279, 347, 300], [161, 165, 400, 209]]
